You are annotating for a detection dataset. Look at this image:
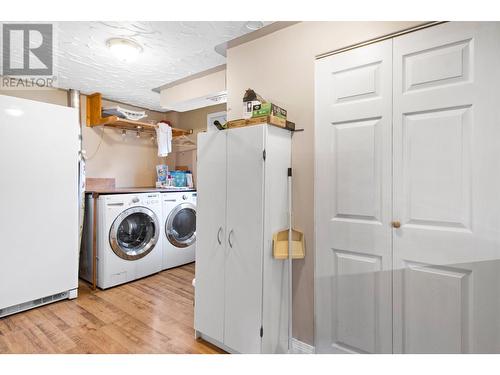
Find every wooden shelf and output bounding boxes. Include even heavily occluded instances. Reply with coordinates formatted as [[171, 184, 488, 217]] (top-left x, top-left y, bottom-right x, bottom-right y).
[[86, 93, 192, 137]]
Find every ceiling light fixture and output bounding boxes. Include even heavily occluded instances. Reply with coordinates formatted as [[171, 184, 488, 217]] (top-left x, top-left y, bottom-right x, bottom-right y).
[[245, 21, 264, 31], [106, 38, 143, 62], [4, 108, 24, 117]]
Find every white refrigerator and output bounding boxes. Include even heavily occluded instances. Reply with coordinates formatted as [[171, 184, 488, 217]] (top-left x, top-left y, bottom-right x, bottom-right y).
[[0, 94, 80, 317]]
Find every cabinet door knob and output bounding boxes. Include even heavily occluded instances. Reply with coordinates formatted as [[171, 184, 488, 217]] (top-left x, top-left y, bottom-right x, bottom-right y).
[[392, 221, 401, 229], [217, 227, 223, 245]]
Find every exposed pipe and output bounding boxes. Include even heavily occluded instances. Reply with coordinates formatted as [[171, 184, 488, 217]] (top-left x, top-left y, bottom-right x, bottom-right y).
[[67, 88, 82, 155], [67, 89, 80, 115]]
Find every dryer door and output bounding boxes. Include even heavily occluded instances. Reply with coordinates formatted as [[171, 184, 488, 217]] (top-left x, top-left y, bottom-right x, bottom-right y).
[[166, 203, 196, 248], [109, 207, 159, 260]]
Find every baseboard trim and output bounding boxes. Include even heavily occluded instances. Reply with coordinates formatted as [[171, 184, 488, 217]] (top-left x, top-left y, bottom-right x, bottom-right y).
[[195, 331, 237, 354], [291, 338, 315, 354], [195, 331, 315, 354]]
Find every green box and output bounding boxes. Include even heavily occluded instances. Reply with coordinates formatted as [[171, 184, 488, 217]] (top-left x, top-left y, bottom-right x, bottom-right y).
[[252, 103, 287, 119]]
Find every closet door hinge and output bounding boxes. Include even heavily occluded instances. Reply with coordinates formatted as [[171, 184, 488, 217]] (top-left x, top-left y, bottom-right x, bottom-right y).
[[263, 149, 266, 161], [260, 326, 263, 338]]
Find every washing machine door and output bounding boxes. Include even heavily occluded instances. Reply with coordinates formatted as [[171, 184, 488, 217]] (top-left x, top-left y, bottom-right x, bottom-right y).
[[166, 202, 196, 248], [109, 207, 159, 260]]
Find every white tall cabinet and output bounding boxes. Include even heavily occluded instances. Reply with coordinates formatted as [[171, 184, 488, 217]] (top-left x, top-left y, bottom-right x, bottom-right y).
[[195, 124, 291, 354]]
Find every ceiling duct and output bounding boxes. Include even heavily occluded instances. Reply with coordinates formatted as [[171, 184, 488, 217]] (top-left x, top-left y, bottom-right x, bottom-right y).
[[154, 65, 226, 112]]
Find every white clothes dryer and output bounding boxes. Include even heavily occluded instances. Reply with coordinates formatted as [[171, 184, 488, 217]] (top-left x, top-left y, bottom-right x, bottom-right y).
[[161, 191, 197, 270]]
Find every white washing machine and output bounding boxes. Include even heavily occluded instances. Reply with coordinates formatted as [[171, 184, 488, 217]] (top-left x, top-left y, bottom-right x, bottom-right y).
[[161, 191, 197, 270], [80, 192, 163, 289]]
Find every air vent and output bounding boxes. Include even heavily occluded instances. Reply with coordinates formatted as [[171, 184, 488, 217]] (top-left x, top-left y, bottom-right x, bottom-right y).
[[0, 291, 69, 318], [207, 93, 227, 103]]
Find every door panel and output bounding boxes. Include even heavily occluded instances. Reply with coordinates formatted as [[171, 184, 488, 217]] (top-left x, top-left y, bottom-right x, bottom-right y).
[[315, 40, 393, 353], [194, 131, 227, 343], [402, 39, 471, 92], [402, 106, 472, 230], [334, 250, 382, 353], [402, 262, 472, 353], [393, 22, 500, 353], [333, 62, 381, 103], [333, 118, 381, 220], [225, 126, 265, 353]]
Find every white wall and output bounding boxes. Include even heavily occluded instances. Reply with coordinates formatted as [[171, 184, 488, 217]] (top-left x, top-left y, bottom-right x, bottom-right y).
[[226, 21, 425, 345], [82, 96, 167, 187], [164, 103, 226, 185]]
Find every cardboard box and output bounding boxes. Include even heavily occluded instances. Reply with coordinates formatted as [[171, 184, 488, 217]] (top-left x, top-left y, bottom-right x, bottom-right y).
[[227, 115, 287, 130], [243, 100, 261, 119], [252, 103, 287, 119]]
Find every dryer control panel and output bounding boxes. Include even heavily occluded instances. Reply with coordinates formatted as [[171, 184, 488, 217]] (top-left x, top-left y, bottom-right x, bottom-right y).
[[127, 193, 160, 206]]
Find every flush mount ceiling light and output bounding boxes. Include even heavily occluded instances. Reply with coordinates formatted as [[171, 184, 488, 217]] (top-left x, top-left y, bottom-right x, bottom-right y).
[[245, 21, 264, 31], [4, 108, 24, 117], [106, 38, 143, 62]]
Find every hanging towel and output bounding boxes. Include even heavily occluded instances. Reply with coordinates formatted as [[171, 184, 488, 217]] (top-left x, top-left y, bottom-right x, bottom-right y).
[[156, 122, 172, 157]]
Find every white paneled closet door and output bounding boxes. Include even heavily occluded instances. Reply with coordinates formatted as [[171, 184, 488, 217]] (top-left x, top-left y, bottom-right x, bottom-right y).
[[392, 22, 500, 353], [195, 131, 227, 343], [315, 40, 393, 353]]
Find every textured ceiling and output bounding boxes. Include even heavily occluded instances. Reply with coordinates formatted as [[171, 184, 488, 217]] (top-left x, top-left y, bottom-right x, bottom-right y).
[[54, 22, 270, 111]]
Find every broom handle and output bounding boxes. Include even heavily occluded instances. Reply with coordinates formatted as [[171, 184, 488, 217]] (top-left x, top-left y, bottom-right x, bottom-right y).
[[288, 168, 293, 352]]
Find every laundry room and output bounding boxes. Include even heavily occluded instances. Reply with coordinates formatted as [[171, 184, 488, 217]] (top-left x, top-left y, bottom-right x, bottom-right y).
[[2, 2, 500, 374], [0, 21, 236, 354]]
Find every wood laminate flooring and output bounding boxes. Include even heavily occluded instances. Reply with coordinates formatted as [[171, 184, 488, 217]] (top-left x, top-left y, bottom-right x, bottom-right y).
[[0, 263, 225, 354]]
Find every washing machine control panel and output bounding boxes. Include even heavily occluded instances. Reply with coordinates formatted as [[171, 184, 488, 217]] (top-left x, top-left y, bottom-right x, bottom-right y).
[[145, 194, 159, 205], [125, 194, 160, 206]]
